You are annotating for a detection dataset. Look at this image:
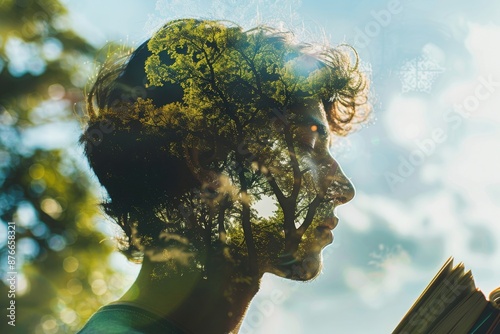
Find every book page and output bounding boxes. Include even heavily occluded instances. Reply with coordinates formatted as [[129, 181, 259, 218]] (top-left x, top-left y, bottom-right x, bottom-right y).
[[393, 258, 478, 334], [489, 287, 500, 309], [393, 257, 454, 333], [428, 289, 488, 334]]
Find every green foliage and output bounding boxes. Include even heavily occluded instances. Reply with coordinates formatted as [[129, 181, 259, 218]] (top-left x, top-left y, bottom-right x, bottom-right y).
[[0, 1, 128, 332], [146, 20, 307, 129], [84, 19, 370, 281], [144, 19, 368, 134]]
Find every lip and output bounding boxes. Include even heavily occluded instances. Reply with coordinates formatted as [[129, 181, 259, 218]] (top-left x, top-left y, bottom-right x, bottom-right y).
[[314, 225, 334, 245], [317, 215, 339, 231], [314, 212, 338, 246]]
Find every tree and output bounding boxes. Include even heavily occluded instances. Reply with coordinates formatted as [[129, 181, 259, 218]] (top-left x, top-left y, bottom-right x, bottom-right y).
[[84, 19, 370, 288], [0, 1, 127, 332]]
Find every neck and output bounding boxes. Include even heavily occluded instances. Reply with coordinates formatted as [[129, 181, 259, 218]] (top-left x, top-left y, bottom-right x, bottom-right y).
[[119, 257, 261, 334]]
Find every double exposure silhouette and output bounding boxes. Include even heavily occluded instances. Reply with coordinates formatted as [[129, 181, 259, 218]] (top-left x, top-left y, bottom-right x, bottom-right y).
[[78, 19, 370, 334]]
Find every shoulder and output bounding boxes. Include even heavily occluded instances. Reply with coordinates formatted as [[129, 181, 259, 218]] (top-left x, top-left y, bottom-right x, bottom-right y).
[[77, 304, 186, 334]]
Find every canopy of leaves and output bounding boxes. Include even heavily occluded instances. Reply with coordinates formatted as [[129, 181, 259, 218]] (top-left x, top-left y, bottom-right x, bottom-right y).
[[84, 19, 370, 279], [0, 1, 130, 332]]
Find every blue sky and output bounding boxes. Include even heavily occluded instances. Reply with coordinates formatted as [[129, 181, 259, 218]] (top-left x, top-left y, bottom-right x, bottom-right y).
[[62, 1, 500, 333]]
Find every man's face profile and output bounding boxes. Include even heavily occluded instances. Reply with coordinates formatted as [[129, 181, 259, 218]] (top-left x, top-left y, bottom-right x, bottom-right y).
[[78, 18, 370, 334], [236, 98, 355, 281], [83, 17, 369, 300]]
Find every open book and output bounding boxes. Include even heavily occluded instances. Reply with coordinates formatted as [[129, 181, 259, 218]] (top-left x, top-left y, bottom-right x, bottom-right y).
[[393, 257, 500, 334]]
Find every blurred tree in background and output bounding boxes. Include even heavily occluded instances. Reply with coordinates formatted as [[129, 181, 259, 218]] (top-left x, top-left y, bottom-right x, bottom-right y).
[[0, 0, 131, 333]]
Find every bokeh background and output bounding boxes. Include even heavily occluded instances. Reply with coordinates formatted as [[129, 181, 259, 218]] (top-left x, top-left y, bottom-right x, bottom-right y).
[[1, 0, 499, 333]]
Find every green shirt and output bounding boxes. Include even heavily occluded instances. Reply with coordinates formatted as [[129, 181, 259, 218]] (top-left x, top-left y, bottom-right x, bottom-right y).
[[77, 304, 186, 334]]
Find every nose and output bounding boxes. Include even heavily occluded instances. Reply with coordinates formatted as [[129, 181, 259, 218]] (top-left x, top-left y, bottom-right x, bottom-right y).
[[326, 160, 355, 205]]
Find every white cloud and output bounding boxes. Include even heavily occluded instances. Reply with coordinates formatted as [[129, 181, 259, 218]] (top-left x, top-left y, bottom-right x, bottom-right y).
[[384, 96, 430, 148], [465, 23, 500, 75], [354, 192, 423, 236], [343, 245, 422, 309], [340, 200, 372, 232]]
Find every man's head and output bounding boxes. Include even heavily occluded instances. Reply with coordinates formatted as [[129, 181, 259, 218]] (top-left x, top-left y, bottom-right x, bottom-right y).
[[82, 19, 370, 282]]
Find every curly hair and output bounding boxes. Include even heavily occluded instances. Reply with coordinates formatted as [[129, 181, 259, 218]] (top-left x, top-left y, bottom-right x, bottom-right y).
[[82, 19, 370, 261]]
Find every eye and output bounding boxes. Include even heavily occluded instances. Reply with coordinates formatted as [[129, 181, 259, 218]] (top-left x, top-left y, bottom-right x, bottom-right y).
[[298, 124, 319, 151]]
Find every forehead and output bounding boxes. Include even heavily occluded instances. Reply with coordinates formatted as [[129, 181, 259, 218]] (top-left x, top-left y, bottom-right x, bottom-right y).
[[291, 99, 329, 129]]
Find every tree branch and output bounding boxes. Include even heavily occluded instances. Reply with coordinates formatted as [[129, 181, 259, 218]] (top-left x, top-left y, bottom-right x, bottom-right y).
[[296, 195, 322, 237]]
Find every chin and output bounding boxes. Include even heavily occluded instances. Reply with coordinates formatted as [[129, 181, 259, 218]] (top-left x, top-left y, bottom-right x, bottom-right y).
[[255, 224, 334, 281], [268, 250, 324, 281]]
